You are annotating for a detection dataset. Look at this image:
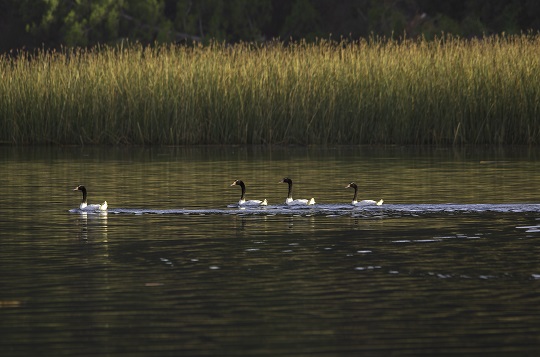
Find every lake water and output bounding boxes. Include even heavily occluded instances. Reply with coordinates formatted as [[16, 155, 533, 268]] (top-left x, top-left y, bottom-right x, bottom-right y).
[[1, 146, 540, 356]]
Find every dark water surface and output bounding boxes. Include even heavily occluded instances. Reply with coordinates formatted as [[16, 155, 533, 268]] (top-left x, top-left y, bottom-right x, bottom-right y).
[[1, 146, 540, 356]]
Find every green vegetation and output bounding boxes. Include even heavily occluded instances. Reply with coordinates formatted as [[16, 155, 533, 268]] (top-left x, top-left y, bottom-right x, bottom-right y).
[[1, 35, 540, 145], [3, 0, 540, 50]]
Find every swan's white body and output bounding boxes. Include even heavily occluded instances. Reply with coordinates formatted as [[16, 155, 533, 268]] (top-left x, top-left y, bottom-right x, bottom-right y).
[[238, 198, 268, 206], [280, 178, 315, 206], [285, 197, 316, 206], [230, 180, 268, 207], [80, 201, 108, 211], [346, 182, 383, 206], [352, 199, 383, 206], [74, 185, 108, 211]]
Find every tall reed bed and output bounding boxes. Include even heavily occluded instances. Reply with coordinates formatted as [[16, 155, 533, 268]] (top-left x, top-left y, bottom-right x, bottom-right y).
[[1, 35, 539, 145]]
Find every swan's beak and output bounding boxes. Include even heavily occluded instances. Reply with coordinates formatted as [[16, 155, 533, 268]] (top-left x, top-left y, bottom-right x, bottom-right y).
[[230, 182, 236, 186], [279, 179, 284, 183], [345, 184, 351, 188], [73, 187, 79, 191]]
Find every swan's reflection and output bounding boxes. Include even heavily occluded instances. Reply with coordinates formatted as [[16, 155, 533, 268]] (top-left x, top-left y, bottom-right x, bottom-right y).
[[76, 211, 108, 243], [74, 211, 110, 268]]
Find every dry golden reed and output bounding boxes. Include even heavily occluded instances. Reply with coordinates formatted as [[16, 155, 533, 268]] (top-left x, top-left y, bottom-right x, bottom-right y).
[[1, 35, 539, 145]]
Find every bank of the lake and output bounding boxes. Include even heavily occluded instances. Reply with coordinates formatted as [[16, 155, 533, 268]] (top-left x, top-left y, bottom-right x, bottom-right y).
[[1, 35, 540, 145]]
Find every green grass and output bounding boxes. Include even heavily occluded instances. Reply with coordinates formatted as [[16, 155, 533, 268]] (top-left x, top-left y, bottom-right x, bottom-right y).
[[1, 35, 539, 145]]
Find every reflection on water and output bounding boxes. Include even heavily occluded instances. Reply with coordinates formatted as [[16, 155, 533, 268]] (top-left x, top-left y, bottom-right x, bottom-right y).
[[1, 146, 540, 356], [74, 211, 108, 241]]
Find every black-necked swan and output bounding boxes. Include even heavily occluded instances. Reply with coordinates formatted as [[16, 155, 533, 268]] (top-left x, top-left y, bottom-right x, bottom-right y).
[[279, 178, 315, 205], [73, 185, 108, 211], [345, 182, 383, 206], [230, 180, 268, 206]]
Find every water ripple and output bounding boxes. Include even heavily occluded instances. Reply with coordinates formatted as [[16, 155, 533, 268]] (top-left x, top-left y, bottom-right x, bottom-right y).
[[70, 203, 540, 217]]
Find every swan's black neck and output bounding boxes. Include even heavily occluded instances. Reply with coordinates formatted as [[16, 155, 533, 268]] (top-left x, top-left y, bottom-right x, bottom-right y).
[[347, 183, 358, 202], [238, 181, 246, 200], [79, 186, 88, 204], [351, 185, 358, 202], [282, 178, 293, 199]]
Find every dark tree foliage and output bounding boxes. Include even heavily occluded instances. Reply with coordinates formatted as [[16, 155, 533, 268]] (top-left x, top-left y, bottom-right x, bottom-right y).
[[1, 0, 539, 51]]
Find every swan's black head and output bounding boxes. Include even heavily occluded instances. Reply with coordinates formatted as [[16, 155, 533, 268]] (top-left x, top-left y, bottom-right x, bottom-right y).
[[345, 182, 358, 189], [74, 185, 88, 203], [231, 180, 245, 187], [73, 185, 86, 192], [280, 178, 292, 184]]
